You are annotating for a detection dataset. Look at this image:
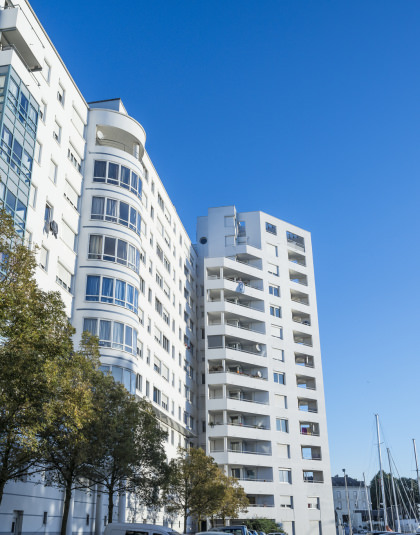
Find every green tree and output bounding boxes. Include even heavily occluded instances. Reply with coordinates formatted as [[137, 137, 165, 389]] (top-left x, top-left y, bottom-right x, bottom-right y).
[[0, 208, 75, 505], [214, 475, 249, 524], [85, 384, 169, 523], [40, 333, 103, 535], [164, 447, 226, 533], [245, 518, 282, 533]]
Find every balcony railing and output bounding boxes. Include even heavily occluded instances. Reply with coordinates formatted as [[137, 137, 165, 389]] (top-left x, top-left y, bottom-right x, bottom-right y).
[[227, 448, 271, 456], [225, 298, 263, 312], [208, 368, 267, 380], [237, 477, 273, 482], [228, 395, 269, 405], [209, 422, 269, 430], [291, 296, 309, 305], [246, 504, 275, 508], [225, 276, 263, 291], [228, 257, 262, 271]]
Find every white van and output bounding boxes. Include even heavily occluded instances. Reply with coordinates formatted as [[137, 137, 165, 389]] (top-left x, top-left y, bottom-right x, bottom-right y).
[[103, 523, 182, 535]]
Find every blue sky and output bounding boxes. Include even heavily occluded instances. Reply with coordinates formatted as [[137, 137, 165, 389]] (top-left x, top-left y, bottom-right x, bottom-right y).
[[32, 0, 420, 482]]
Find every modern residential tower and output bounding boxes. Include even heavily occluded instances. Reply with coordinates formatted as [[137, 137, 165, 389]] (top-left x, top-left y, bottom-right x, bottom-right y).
[[0, 1, 334, 534], [196, 207, 335, 535]]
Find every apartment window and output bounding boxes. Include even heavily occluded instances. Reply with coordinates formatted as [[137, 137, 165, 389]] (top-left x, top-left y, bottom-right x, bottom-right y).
[[271, 325, 283, 339], [308, 497, 320, 510], [155, 297, 163, 315], [276, 418, 289, 432], [275, 394, 287, 409], [39, 246, 48, 271], [85, 275, 139, 314], [29, 184, 37, 208], [279, 469, 291, 483], [87, 235, 140, 274], [157, 193, 164, 210], [145, 380, 150, 398], [40, 100, 47, 122], [91, 196, 141, 236], [267, 243, 278, 256], [34, 140, 42, 164], [161, 364, 169, 381], [68, 146, 82, 172], [279, 495, 293, 508], [55, 263, 72, 292], [163, 335, 170, 352], [64, 180, 79, 210], [153, 387, 161, 404], [71, 106, 85, 137], [266, 222, 277, 235], [162, 394, 169, 411], [269, 285, 280, 297], [49, 160, 57, 183], [287, 230, 305, 251], [154, 356, 161, 374], [57, 83, 65, 106], [277, 443, 290, 458], [274, 372, 285, 385], [156, 271, 163, 288], [164, 255, 171, 272], [268, 262, 279, 276], [44, 203, 53, 226], [61, 220, 76, 251], [42, 59, 51, 82], [53, 120, 61, 143], [139, 277, 145, 295], [93, 160, 142, 199], [83, 318, 137, 355], [270, 305, 281, 318]]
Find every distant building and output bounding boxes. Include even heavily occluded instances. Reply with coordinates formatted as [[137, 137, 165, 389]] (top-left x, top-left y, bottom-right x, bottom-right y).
[[332, 476, 370, 534]]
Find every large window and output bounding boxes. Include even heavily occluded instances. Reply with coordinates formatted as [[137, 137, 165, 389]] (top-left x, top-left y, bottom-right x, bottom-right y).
[[1, 125, 33, 180], [83, 318, 138, 356], [99, 364, 136, 395], [91, 196, 141, 236], [279, 469, 292, 483], [93, 159, 142, 199], [276, 418, 289, 433], [86, 275, 139, 314], [88, 234, 140, 274]]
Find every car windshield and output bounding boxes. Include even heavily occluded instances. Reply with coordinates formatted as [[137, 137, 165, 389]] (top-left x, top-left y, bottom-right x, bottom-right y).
[[218, 529, 244, 535]]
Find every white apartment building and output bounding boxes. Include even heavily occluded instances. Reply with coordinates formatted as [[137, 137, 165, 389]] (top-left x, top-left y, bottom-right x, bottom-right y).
[[0, 1, 334, 534], [196, 207, 335, 535]]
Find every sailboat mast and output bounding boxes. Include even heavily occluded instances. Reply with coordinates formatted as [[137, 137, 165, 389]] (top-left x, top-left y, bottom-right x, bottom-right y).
[[376, 414, 388, 529], [363, 472, 373, 532], [413, 439, 420, 521], [387, 448, 401, 532]]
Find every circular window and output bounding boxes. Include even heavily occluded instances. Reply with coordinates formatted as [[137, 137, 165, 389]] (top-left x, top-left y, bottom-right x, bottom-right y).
[[199, 237, 207, 244]]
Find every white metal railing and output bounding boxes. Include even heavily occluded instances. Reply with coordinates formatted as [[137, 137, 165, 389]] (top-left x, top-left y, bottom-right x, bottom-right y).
[[227, 448, 271, 456]]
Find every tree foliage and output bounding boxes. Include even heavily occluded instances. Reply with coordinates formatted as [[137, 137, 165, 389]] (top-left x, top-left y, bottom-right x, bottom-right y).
[[0, 208, 75, 506], [214, 475, 249, 523], [370, 470, 419, 518], [0, 209, 169, 534], [85, 384, 169, 523], [164, 448, 248, 532]]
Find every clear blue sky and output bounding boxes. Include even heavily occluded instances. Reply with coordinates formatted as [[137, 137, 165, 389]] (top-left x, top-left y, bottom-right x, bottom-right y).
[[31, 0, 420, 483]]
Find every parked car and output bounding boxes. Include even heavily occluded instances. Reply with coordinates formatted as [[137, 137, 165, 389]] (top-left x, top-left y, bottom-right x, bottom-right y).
[[212, 525, 249, 535], [104, 523, 181, 535]]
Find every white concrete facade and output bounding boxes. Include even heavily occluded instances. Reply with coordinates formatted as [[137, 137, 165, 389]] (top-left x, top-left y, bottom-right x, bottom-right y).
[[196, 207, 335, 535], [0, 2, 334, 535]]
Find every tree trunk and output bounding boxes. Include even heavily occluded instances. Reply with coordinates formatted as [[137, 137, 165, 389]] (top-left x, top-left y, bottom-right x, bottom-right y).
[[60, 480, 73, 535], [108, 488, 114, 524], [184, 506, 188, 534], [0, 477, 6, 506]]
